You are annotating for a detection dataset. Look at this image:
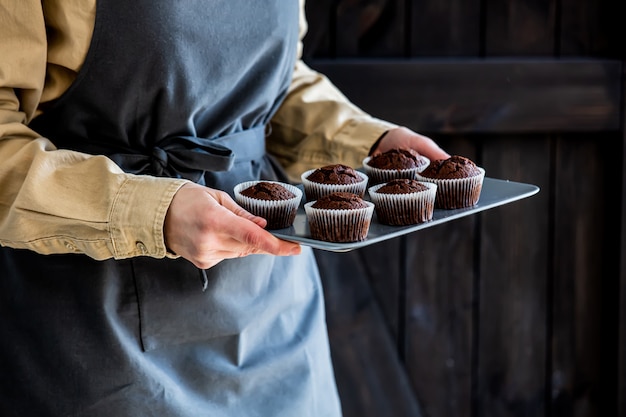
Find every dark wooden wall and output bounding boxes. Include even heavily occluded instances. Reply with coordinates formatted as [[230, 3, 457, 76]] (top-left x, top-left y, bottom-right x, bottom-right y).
[[302, 1, 626, 416]]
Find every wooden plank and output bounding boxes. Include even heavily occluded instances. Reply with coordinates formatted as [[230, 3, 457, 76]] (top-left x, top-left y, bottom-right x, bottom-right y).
[[484, 0, 557, 56], [404, 219, 475, 417], [314, 249, 424, 417], [302, 0, 335, 59], [560, 0, 626, 58], [595, 134, 623, 416], [617, 100, 626, 416], [409, 0, 482, 56], [302, 4, 625, 417], [550, 134, 620, 417], [307, 59, 621, 134], [357, 240, 403, 341], [334, 0, 406, 57], [403, 138, 477, 417], [476, 136, 551, 417]]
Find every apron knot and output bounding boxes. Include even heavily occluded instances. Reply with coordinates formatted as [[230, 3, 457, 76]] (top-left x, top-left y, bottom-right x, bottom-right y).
[[43, 126, 267, 184], [155, 135, 235, 182], [151, 147, 169, 176], [106, 135, 238, 183]]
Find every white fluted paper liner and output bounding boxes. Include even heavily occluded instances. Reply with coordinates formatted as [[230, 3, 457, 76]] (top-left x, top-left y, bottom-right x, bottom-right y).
[[300, 169, 369, 202], [362, 155, 430, 185], [415, 167, 485, 209], [368, 181, 437, 226], [304, 201, 374, 243], [234, 181, 303, 230]]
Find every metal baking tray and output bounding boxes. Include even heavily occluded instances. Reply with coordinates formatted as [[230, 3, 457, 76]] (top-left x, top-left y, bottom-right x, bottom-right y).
[[270, 177, 540, 252]]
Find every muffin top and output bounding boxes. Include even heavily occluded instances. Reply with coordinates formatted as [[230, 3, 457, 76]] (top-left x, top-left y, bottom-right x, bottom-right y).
[[239, 182, 295, 201], [306, 164, 362, 185], [376, 179, 429, 194], [420, 155, 481, 179], [368, 148, 423, 170], [312, 192, 369, 210]]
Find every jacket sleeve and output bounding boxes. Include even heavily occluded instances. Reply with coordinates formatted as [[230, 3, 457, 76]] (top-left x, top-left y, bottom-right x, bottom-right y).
[[267, 0, 398, 183], [0, 1, 187, 260]]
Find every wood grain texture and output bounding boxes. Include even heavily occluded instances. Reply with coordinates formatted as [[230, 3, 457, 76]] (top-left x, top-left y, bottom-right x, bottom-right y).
[[307, 59, 621, 134], [616, 106, 626, 416], [303, 0, 335, 59], [334, 0, 406, 57], [301, 0, 625, 415], [315, 249, 424, 417], [403, 138, 477, 417], [410, 0, 482, 56], [484, 0, 557, 56], [476, 137, 551, 417], [559, 0, 626, 58], [358, 239, 403, 342], [303, 0, 407, 58], [550, 134, 619, 417]]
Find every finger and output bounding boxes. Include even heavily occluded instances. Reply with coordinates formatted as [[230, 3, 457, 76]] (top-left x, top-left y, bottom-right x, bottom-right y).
[[212, 190, 269, 228], [419, 136, 450, 160], [378, 127, 450, 161], [202, 189, 301, 255], [225, 216, 301, 256], [194, 235, 301, 269], [229, 205, 268, 228]]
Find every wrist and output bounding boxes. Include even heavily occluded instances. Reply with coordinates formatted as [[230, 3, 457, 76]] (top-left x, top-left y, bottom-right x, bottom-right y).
[[368, 130, 389, 155]]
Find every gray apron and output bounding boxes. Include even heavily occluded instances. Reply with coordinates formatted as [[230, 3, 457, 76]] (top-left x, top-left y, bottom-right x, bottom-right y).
[[0, 1, 341, 416]]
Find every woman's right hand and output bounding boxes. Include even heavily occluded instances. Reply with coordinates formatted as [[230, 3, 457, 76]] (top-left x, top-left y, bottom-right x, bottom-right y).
[[164, 183, 301, 269]]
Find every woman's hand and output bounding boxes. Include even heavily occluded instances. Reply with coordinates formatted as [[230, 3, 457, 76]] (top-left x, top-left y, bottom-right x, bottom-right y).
[[371, 126, 450, 161], [164, 183, 301, 269]]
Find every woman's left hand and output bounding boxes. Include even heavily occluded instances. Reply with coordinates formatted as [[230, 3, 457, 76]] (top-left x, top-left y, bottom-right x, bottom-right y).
[[371, 126, 450, 161]]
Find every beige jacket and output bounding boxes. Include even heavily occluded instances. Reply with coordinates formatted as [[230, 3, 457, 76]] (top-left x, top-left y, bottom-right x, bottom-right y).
[[0, 0, 395, 260]]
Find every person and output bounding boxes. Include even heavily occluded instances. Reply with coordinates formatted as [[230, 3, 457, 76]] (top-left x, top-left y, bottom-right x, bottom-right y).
[[0, 1, 449, 416]]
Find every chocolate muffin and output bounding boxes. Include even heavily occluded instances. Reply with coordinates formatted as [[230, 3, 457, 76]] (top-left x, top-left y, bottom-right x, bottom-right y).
[[416, 155, 485, 209], [234, 181, 302, 229], [376, 178, 429, 194], [368, 179, 437, 226], [239, 181, 296, 200], [368, 148, 426, 170], [362, 148, 429, 185], [419, 155, 482, 179], [306, 164, 362, 184], [304, 192, 374, 243], [311, 191, 369, 210], [300, 164, 368, 201]]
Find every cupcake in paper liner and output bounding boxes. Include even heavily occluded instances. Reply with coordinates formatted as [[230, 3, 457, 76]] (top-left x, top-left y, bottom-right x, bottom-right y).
[[368, 179, 437, 226], [301, 164, 368, 201], [304, 192, 374, 243], [415, 155, 485, 209], [362, 148, 430, 185], [234, 180, 302, 230]]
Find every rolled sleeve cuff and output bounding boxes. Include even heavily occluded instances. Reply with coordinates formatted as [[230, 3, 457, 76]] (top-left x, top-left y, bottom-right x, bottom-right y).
[[109, 175, 188, 259]]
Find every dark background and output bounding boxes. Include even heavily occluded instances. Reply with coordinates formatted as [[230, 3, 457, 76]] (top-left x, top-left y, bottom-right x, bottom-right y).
[[301, 0, 626, 416]]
